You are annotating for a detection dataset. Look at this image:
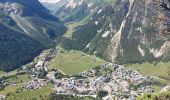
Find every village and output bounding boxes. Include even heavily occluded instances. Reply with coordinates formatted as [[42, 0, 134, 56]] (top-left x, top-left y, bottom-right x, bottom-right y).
[[0, 48, 154, 100], [51, 63, 153, 100], [23, 49, 154, 100]]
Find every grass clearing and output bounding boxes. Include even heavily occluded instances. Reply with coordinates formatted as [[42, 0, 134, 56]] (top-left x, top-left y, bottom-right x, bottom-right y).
[[64, 16, 91, 38], [0, 85, 20, 95], [151, 78, 169, 92], [128, 62, 170, 77], [6, 87, 53, 100], [128, 62, 170, 92], [0, 74, 31, 95], [64, 22, 79, 38], [5, 74, 30, 83], [51, 48, 106, 75], [0, 70, 4, 75]]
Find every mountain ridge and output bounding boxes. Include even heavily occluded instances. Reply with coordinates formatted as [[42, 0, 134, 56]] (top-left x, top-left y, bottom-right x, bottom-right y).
[[0, 0, 66, 71], [43, 0, 170, 64]]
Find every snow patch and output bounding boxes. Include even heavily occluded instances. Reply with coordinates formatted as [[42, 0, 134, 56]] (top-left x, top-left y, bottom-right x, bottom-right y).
[[95, 21, 98, 25], [86, 43, 90, 48], [126, 0, 135, 17], [97, 9, 102, 14], [93, 51, 98, 55], [88, 3, 93, 8], [78, 0, 83, 5], [97, 30, 102, 33], [102, 16, 105, 19], [136, 27, 142, 33], [66, 0, 77, 8], [102, 31, 110, 38]]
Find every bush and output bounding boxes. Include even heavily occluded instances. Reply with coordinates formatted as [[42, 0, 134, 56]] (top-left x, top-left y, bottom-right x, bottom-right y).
[[137, 91, 170, 100], [97, 90, 108, 99]]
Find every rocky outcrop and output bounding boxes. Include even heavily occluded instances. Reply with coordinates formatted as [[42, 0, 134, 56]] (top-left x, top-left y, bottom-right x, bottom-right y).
[[108, 0, 170, 63], [52, 0, 170, 63]]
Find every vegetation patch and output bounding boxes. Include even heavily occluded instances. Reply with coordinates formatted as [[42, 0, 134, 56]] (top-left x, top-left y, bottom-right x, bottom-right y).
[[128, 62, 170, 92], [128, 62, 170, 78], [64, 16, 90, 39], [6, 87, 53, 100], [0, 74, 30, 95], [137, 90, 170, 100], [50, 93, 95, 100], [51, 48, 106, 75]]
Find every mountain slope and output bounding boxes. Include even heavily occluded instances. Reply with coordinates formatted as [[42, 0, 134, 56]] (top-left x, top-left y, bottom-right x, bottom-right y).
[[0, 0, 66, 71], [51, 0, 170, 63]]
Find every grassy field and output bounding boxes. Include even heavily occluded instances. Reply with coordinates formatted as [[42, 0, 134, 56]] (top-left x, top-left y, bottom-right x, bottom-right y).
[[6, 87, 53, 100], [0, 70, 4, 75], [128, 62, 170, 77], [0, 75, 53, 100], [0, 70, 17, 78], [0, 85, 20, 95], [64, 16, 91, 38], [51, 48, 106, 75], [0, 74, 30, 95], [128, 62, 170, 92], [5, 74, 30, 83], [64, 22, 80, 38]]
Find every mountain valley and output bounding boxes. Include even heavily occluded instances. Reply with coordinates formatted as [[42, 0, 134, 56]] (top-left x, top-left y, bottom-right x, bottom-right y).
[[44, 0, 170, 64], [0, 0, 66, 71], [0, 0, 170, 100]]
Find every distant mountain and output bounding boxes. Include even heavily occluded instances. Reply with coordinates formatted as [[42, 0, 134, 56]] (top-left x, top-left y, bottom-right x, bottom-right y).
[[50, 0, 170, 63], [0, 0, 66, 71], [40, 0, 60, 13], [39, 0, 61, 3], [41, 0, 89, 22]]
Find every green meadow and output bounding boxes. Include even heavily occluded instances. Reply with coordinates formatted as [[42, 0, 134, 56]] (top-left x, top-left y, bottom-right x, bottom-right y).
[[128, 62, 170, 92], [6, 87, 53, 100], [128, 62, 170, 77], [0, 74, 30, 95], [51, 48, 106, 75], [64, 16, 91, 38]]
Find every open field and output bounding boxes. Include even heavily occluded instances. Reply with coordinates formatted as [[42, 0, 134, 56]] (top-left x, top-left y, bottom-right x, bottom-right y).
[[0, 74, 30, 95], [51, 48, 106, 75], [6, 87, 53, 100], [128, 62, 170, 77], [0, 70, 4, 75], [64, 22, 80, 38], [64, 16, 90, 38], [5, 74, 30, 83], [0, 85, 20, 95], [128, 62, 170, 92]]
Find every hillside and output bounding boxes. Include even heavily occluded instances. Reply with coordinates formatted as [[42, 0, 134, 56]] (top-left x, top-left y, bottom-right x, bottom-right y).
[[0, 0, 169, 99], [0, 0, 66, 71], [137, 90, 170, 100], [44, 0, 170, 64]]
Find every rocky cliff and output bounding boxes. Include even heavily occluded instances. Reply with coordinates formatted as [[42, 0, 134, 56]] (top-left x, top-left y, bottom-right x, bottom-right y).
[[51, 0, 170, 63]]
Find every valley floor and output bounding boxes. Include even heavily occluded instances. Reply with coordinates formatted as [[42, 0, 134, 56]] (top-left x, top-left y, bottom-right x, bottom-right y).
[[50, 47, 105, 75], [0, 47, 170, 100]]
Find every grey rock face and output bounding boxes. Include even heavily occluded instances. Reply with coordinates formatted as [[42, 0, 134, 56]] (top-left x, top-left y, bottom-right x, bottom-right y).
[[52, 0, 170, 63]]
